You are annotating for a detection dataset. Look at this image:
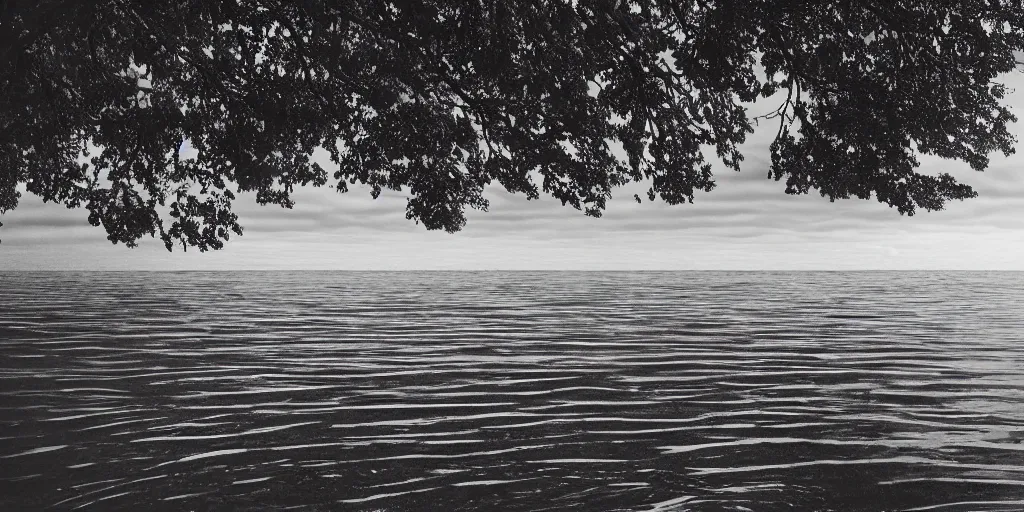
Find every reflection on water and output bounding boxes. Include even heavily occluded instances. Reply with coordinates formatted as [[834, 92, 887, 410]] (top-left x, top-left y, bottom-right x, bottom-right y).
[[1, 271, 1023, 511]]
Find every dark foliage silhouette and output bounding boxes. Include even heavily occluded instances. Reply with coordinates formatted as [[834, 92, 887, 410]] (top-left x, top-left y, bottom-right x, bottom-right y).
[[2, 1, 1022, 249]]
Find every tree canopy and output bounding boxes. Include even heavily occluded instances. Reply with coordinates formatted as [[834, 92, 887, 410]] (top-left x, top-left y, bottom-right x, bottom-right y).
[[2, 1, 1022, 250]]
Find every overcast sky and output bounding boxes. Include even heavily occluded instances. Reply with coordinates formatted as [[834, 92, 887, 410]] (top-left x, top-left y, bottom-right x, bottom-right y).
[[3, 73, 1024, 270]]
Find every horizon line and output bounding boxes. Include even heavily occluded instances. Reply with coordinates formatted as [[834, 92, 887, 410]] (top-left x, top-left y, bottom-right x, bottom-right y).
[[2, 269, 1023, 273]]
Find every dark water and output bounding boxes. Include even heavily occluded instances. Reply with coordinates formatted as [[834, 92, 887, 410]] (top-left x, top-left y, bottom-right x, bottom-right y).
[[1, 272, 1023, 511]]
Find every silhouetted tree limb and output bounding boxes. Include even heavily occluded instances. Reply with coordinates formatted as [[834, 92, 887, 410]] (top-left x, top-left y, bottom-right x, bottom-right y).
[[1, 0, 1021, 250]]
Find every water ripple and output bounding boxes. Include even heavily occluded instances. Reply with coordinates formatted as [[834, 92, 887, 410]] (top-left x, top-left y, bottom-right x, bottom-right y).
[[1, 271, 1023, 510]]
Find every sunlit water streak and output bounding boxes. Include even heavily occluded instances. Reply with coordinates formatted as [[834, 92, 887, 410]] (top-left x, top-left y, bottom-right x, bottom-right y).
[[0, 271, 1023, 511]]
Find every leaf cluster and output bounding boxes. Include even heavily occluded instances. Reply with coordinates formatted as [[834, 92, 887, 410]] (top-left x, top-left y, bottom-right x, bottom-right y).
[[2, 0, 1021, 249]]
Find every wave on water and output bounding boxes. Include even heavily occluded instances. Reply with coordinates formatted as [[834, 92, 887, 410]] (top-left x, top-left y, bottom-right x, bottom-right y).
[[1, 271, 1023, 510]]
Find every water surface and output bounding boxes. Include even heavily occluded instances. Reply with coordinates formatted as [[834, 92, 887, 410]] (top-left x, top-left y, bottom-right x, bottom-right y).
[[1, 271, 1023, 510]]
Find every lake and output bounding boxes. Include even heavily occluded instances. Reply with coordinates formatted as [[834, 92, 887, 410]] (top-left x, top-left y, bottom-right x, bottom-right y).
[[1, 271, 1023, 511]]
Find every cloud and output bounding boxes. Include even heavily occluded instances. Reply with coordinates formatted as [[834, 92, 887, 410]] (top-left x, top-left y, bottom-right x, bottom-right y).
[[3, 73, 1024, 270]]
